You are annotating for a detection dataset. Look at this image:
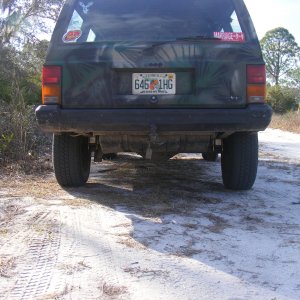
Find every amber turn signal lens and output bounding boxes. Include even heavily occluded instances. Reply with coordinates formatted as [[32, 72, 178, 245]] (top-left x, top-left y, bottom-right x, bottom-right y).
[[42, 85, 61, 104], [247, 84, 266, 103]]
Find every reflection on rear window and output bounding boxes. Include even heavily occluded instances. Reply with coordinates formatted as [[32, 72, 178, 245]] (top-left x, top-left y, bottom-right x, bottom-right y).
[[62, 0, 245, 43]]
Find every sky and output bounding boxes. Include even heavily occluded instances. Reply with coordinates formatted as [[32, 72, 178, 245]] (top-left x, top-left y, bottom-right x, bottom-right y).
[[244, 0, 300, 44]]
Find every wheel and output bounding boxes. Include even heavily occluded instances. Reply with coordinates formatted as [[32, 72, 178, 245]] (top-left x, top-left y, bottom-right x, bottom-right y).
[[53, 134, 91, 187], [102, 153, 117, 160], [221, 132, 258, 190], [202, 151, 218, 162]]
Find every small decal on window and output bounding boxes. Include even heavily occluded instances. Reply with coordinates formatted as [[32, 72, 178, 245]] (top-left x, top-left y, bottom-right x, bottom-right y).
[[62, 30, 82, 43], [79, 2, 94, 14], [214, 32, 245, 42]]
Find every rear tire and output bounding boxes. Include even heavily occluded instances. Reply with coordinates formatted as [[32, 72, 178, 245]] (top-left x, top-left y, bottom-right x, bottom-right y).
[[202, 151, 218, 162], [53, 134, 91, 187], [221, 132, 258, 190]]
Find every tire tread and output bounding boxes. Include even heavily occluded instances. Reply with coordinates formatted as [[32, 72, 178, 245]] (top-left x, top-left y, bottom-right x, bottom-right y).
[[221, 132, 258, 190], [53, 134, 90, 187]]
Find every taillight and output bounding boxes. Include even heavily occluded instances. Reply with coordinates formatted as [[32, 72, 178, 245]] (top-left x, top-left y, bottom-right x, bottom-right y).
[[247, 65, 266, 84], [42, 66, 61, 104], [247, 65, 266, 103]]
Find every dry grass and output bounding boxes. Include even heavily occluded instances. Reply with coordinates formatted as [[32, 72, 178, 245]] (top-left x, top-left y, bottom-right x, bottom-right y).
[[204, 213, 230, 234], [99, 281, 128, 298], [0, 256, 17, 278], [0, 203, 27, 227], [270, 112, 300, 133], [58, 261, 91, 275], [123, 266, 169, 279], [0, 174, 62, 199]]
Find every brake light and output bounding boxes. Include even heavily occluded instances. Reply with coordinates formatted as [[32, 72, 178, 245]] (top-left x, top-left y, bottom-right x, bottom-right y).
[[42, 66, 61, 104], [247, 65, 266, 84], [247, 65, 266, 103]]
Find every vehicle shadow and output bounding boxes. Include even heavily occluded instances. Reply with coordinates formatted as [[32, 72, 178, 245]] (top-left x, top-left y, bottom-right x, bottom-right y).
[[64, 153, 300, 296]]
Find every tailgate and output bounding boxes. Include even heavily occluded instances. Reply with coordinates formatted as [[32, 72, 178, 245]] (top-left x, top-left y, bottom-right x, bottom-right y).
[[52, 42, 260, 108]]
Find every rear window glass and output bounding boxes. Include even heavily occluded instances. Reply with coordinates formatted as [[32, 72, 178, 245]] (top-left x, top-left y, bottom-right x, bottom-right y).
[[62, 0, 245, 43]]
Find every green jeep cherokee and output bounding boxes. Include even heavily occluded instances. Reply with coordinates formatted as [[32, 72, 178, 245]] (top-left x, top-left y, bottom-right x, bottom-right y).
[[36, 0, 272, 190]]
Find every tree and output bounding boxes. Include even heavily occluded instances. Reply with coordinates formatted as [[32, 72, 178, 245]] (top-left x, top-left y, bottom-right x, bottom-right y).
[[0, 0, 63, 45], [260, 27, 300, 85], [0, 1, 60, 163], [286, 68, 300, 89], [0, 0, 60, 105]]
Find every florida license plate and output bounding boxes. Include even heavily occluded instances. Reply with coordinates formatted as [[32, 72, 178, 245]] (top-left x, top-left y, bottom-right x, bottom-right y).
[[132, 73, 176, 95]]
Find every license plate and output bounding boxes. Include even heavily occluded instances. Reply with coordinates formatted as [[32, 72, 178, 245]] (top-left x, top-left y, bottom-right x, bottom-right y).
[[132, 73, 176, 95]]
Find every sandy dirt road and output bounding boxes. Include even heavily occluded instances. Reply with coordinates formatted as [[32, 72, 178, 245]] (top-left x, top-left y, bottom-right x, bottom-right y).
[[0, 129, 299, 300]]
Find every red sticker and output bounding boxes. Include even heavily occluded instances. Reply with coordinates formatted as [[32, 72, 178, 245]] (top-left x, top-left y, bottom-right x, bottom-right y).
[[214, 32, 245, 42], [62, 30, 82, 43]]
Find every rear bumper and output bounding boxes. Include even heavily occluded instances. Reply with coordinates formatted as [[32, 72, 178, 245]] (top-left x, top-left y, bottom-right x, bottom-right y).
[[35, 104, 272, 134]]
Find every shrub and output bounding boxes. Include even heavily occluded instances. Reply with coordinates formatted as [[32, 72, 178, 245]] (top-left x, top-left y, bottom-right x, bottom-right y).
[[0, 100, 51, 166], [266, 85, 298, 113]]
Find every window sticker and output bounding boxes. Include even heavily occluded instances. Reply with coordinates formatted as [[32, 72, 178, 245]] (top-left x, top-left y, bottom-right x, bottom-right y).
[[214, 32, 245, 42], [79, 2, 94, 14], [63, 10, 83, 43], [63, 30, 82, 43]]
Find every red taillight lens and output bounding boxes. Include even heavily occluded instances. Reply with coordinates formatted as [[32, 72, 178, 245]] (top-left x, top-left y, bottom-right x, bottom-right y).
[[42, 66, 61, 104], [42, 66, 61, 85], [247, 65, 266, 84]]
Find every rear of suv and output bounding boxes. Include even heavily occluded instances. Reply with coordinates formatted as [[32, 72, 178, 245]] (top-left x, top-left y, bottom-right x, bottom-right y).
[[36, 0, 272, 190]]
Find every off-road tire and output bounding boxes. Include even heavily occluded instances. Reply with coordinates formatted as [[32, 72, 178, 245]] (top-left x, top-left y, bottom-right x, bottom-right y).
[[53, 134, 91, 187], [202, 152, 218, 162], [221, 132, 258, 190]]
